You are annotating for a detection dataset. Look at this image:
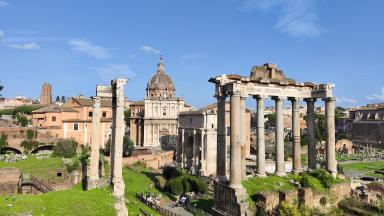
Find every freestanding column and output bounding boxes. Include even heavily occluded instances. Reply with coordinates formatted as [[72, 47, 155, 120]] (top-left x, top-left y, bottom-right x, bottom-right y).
[[111, 78, 128, 197], [192, 129, 197, 170], [180, 128, 185, 168], [305, 98, 317, 170], [230, 92, 242, 186], [290, 98, 302, 173], [240, 96, 247, 179], [324, 97, 337, 177], [200, 130, 206, 175], [110, 96, 117, 184], [216, 94, 227, 180], [255, 95, 267, 177], [89, 96, 101, 189], [273, 96, 285, 176]]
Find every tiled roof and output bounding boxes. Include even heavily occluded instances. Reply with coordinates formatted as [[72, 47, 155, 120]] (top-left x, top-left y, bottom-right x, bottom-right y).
[[32, 105, 77, 113], [72, 97, 112, 107]]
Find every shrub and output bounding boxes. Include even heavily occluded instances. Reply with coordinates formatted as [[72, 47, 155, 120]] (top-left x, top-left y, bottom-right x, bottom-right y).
[[278, 201, 299, 216], [16, 114, 29, 127], [65, 158, 80, 173], [53, 139, 78, 158], [20, 140, 40, 153], [167, 177, 184, 195], [300, 174, 311, 188], [0, 134, 8, 150], [311, 169, 334, 188], [26, 129, 35, 140], [163, 166, 181, 180]]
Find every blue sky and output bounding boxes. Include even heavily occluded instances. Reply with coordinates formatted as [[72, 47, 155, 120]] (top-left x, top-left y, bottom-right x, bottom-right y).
[[0, 0, 383, 108]]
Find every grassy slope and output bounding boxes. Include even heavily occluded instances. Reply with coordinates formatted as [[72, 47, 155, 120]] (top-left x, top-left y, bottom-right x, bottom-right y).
[[123, 165, 165, 216], [0, 156, 66, 181], [0, 184, 115, 216], [341, 161, 384, 179]]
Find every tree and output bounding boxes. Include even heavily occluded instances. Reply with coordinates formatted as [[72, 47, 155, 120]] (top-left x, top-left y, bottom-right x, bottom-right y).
[[55, 96, 60, 102], [53, 139, 78, 158], [16, 114, 29, 127], [20, 140, 39, 153], [265, 113, 276, 128], [26, 129, 35, 140], [104, 135, 134, 156], [0, 134, 8, 151], [61, 96, 66, 103]]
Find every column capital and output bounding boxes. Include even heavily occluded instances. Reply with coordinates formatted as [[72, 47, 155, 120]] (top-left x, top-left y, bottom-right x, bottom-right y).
[[253, 95, 268, 100], [112, 78, 128, 86], [271, 96, 287, 101], [288, 97, 303, 102], [304, 98, 316, 102], [322, 97, 336, 102]]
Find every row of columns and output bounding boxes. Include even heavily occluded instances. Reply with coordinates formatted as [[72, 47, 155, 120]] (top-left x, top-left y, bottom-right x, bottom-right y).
[[216, 92, 337, 186], [178, 128, 206, 174]]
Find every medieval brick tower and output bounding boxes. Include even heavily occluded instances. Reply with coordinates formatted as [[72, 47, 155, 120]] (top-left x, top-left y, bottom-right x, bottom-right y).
[[40, 82, 52, 105]]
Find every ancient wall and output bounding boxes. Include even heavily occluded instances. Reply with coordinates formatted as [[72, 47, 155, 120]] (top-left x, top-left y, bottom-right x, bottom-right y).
[[351, 120, 384, 148]]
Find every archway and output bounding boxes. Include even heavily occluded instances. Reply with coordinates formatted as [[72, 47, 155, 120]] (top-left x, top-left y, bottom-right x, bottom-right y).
[[31, 145, 54, 154], [0, 147, 22, 154]]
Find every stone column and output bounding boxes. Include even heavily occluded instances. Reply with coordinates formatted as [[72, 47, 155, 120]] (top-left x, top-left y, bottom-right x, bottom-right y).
[[324, 97, 337, 177], [273, 96, 285, 176], [290, 97, 301, 173], [180, 128, 185, 168], [230, 91, 242, 186], [88, 96, 101, 189], [216, 94, 227, 180], [305, 98, 317, 170], [192, 129, 197, 170], [109, 96, 117, 185], [240, 96, 247, 179], [255, 95, 267, 177], [200, 130, 206, 176], [111, 78, 128, 198]]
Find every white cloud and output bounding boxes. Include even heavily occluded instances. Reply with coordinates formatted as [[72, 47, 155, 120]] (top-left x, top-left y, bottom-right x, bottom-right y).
[[140, 45, 161, 55], [366, 87, 384, 101], [68, 40, 109, 59], [8, 42, 40, 50], [336, 97, 357, 104], [90, 65, 135, 81], [0, 0, 10, 7], [240, 0, 323, 37]]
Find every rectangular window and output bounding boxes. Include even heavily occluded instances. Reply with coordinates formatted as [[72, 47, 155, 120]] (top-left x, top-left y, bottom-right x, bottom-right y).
[[102, 111, 107, 118], [163, 109, 166, 116], [88, 112, 93, 117], [74, 123, 79, 131], [52, 116, 56, 122]]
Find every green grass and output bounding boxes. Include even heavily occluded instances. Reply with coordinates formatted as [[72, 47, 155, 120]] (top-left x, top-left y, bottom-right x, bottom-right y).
[[242, 175, 295, 195], [0, 155, 66, 181], [341, 161, 384, 179], [123, 164, 167, 216], [0, 184, 115, 216]]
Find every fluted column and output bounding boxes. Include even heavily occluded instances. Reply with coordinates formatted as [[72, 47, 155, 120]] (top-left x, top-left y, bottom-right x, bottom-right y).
[[290, 97, 301, 173], [230, 91, 242, 186], [305, 98, 317, 170], [111, 78, 128, 197], [273, 96, 285, 176], [89, 96, 101, 189], [255, 95, 267, 177], [216, 94, 227, 180], [324, 97, 337, 177], [240, 96, 247, 179]]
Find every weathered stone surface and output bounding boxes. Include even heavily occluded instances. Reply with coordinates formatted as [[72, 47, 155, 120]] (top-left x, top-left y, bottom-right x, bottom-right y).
[[0, 168, 22, 195]]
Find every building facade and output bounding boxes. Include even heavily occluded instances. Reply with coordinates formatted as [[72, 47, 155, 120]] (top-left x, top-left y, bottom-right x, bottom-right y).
[[128, 58, 188, 150], [177, 103, 251, 177], [32, 97, 112, 148], [349, 103, 384, 148]]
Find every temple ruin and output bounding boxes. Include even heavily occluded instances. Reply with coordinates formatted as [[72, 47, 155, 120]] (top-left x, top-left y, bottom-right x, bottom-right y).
[[209, 63, 337, 216]]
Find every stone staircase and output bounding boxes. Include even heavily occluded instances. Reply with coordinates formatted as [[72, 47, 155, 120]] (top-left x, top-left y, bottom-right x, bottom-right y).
[[21, 175, 55, 194]]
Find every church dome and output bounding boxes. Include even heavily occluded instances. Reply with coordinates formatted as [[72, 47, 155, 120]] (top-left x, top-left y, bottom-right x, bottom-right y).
[[146, 57, 176, 99]]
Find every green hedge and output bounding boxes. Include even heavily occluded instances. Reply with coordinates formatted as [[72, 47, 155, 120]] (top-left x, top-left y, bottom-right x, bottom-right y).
[[53, 139, 78, 158]]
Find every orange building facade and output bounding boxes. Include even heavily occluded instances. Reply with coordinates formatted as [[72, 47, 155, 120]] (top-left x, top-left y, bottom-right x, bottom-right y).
[[32, 97, 112, 148]]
